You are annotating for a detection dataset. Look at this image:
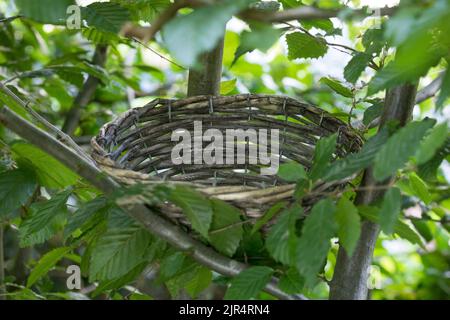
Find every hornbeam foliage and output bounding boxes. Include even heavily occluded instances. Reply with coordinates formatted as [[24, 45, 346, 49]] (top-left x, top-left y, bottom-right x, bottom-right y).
[[0, 0, 448, 301]]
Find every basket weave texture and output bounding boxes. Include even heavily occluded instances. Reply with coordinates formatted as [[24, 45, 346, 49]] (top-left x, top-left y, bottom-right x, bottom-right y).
[[91, 94, 362, 225]]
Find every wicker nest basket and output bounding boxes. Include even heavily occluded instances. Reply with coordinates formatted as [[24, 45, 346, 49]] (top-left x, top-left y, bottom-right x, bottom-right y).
[[91, 94, 362, 227]]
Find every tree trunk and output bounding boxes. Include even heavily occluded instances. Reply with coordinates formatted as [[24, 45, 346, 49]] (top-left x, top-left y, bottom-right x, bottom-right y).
[[329, 83, 418, 300], [187, 39, 224, 97]]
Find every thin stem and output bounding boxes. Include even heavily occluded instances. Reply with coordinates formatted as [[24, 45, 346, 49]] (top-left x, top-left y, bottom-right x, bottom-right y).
[[130, 38, 186, 70], [0, 15, 22, 23]]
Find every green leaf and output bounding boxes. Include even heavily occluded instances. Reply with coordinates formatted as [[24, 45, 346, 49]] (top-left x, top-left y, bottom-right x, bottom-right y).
[[233, 23, 281, 64], [409, 173, 431, 205], [373, 119, 436, 181], [277, 161, 307, 182], [323, 128, 388, 182], [301, 19, 335, 33], [15, 0, 74, 24], [415, 122, 449, 165], [90, 225, 153, 281], [19, 189, 71, 247], [12, 142, 79, 189], [280, 0, 302, 8], [251, 201, 286, 235], [368, 56, 440, 96], [335, 197, 361, 257], [0, 168, 37, 217], [436, 68, 450, 110], [81, 27, 122, 45], [310, 133, 337, 181], [411, 220, 433, 242], [209, 199, 243, 256], [65, 196, 109, 238], [185, 267, 212, 298], [279, 268, 304, 294], [165, 260, 204, 298], [77, 61, 109, 84], [114, 0, 171, 22], [362, 102, 383, 126], [358, 205, 423, 246], [224, 266, 273, 300], [92, 262, 148, 297], [296, 198, 337, 287], [81, 2, 130, 34], [27, 247, 71, 288], [320, 77, 353, 98], [220, 79, 237, 95], [162, 0, 249, 67], [344, 52, 371, 84], [361, 28, 384, 54], [286, 32, 328, 60], [266, 205, 302, 265], [418, 138, 450, 181], [379, 187, 402, 235], [159, 252, 186, 281], [168, 186, 213, 238], [367, 27, 445, 96]]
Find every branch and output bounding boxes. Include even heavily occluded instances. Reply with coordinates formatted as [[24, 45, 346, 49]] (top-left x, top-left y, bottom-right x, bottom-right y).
[[122, 2, 396, 43], [330, 84, 418, 300], [122, 0, 197, 43], [241, 6, 396, 23], [352, 73, 445, 131], [0, 95, 303, 301], [0, 83, 94, 166], [415, 73, 445, 104], [62, 45, 108, 136]]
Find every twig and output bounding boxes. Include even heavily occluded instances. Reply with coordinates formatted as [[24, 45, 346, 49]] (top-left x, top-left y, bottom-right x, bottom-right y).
[[0, 96, 303, 300], [208, 220, 252, 235], [130, 38, 186, 70], [142, 0, 194, 41], [403, 215, 447, 224], [0, 82, 95, 167], [0, 15, 22, 24], [121, 2, 397, 44]]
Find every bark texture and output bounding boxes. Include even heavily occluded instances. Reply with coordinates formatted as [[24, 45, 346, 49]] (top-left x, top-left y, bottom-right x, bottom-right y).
[[187, 39, 224, 97], [330, 84, 418, 300]]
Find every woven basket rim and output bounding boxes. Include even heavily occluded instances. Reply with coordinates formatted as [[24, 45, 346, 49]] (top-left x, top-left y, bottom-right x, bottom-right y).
[[91, 93, 363, 222]]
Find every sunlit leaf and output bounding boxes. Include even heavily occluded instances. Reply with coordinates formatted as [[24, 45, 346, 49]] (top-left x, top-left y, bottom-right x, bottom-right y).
[[286, 32, 328, 60]]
